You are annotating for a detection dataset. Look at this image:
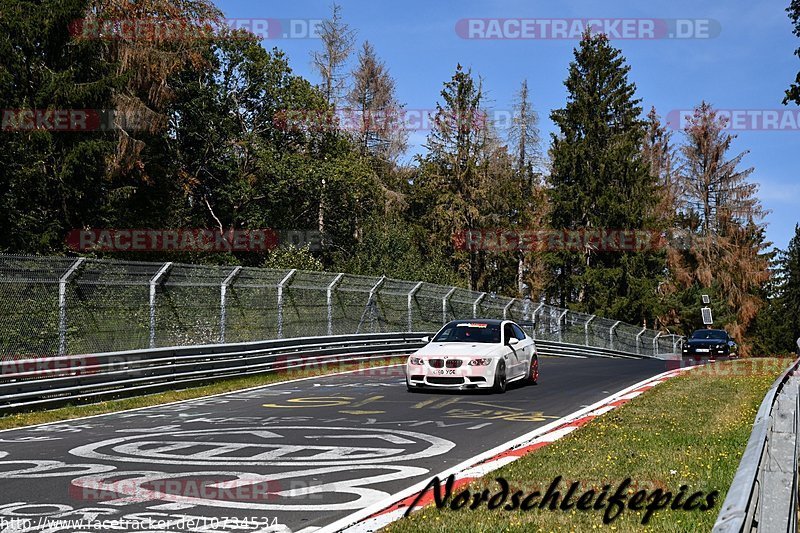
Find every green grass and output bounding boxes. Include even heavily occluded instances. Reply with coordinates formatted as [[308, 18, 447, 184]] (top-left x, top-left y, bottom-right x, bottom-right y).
[[385, 358, 791, 533], [0, 356, 405, 431]]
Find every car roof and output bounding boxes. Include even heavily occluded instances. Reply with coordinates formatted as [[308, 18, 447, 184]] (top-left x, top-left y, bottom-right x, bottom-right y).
[[446, 319, 506, 326]]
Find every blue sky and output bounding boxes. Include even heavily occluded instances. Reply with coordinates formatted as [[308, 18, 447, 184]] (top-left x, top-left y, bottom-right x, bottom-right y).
[[216, 0, 799, 251]]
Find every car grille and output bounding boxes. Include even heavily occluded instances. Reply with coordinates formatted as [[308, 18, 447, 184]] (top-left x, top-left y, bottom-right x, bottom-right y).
[[428, 359, 463, 368], [427, 377, 464, 385]]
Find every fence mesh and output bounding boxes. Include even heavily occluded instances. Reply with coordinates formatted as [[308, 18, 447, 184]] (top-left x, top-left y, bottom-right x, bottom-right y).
[[0, 254, 683, 358]]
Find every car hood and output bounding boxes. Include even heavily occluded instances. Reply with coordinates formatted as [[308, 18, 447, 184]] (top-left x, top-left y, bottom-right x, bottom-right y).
[[686, 339, 725, 347], [414, 342, 505, 358]]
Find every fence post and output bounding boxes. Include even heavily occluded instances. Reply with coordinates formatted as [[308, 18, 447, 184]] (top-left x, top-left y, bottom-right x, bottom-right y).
[[219, 266, 242, 344], [531, 303, 544, 340], [149, 262, 173, 349], [585, 315, 596, 347], [610, 321, 621, 351], [327, 273, 345, 336], [442, 287, 457, 325], [503, 298, 516, 320], [58, 258, 85, 356], [557, 309, 568, 343], [636, 327, 647, 355], [473, 292, 487, 318], [653, 332, 663, 357], [408, 282, 423, 332], [277, 269, 297, 339]]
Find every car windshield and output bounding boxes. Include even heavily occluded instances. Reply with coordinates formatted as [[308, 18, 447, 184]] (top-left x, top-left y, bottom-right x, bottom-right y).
[[691, 330, 728, 340], [432, 323, 501, 344]]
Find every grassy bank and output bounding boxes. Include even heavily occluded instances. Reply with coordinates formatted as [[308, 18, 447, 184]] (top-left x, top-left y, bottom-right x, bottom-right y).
[[386, 358, 791, 533], [0, 356, 405, 431]]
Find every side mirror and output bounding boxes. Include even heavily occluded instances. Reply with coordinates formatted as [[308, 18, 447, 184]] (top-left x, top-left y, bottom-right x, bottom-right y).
[[421, 336, 430, 343], [509, 338, 520, 346]]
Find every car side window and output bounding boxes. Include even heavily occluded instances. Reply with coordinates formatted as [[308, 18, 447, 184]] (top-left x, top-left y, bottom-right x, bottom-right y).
[[511, 324, 526, 340], [503, 324, 515, 344]]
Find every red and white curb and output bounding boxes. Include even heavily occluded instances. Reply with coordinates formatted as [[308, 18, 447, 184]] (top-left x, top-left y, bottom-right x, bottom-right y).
[[314, 366, 694, 533]]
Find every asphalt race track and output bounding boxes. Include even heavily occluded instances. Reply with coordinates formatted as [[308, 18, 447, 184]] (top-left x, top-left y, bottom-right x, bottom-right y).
[[0, 356, 667, 533]]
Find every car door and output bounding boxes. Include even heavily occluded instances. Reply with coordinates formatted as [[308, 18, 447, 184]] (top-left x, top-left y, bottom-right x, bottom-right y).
[[512, 323, 534, 371], [503, 323, 524, 377]]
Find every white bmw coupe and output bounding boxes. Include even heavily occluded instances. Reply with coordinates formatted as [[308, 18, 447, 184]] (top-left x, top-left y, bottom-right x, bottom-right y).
[[405, 319, 538, 394]]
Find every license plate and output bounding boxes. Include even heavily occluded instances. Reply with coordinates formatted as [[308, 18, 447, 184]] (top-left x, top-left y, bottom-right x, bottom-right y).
[[696, 349, 710, 353], [433, 369, 456, 375]]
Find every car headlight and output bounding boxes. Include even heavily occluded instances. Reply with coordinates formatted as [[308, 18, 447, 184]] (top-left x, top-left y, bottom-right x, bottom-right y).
[[409, 357, 423, 366], [468, 359, 491, 366], [716, 344, 725, 350]]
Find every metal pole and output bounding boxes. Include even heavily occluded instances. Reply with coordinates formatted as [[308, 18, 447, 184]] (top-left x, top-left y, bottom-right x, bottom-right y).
[[610, 321, 621, 351], [653, 332, 663, 357], [219, 266, 242, 343], [635, 327, 647, 355], [557, 309, 568, 343], [58, 258, 85, 356], [531, 303, 544, 340], [442, 287, 457, 324], [149, 262, 173, 349], [503, 298, 516, 320], [277, 269, 297, 339], [408, 282, 424, 332], [327, 273, 344, 336], [473, 292, 487, 319], [585, 315, 596, 347]]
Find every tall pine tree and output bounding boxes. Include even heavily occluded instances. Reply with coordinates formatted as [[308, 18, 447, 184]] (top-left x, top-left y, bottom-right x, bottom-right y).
[[546, 32, 664, 324]]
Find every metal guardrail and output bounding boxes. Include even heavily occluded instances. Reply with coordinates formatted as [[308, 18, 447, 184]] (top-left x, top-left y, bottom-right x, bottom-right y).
[[0, 332, 430, 414], [535, 340, 658, 360], [0, 331, 663, 415], [713, 357, 800, 533]]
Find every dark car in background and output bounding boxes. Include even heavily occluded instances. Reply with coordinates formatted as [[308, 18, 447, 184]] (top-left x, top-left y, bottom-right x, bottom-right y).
[[682, 329, 739, 358]]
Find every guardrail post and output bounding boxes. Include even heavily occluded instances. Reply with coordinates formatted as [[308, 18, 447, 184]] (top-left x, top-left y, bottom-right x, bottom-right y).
[[277, 269, 297, 339], [653, 332, 662, 357], [442, 287, 457, 325], [635, 327, 647, 355], [557, 309, 568, 343], [585, 315, 596, 347], [408, 282, 424, 332], [219, 266, 242, 344], [149, 262, 173, 349], [327, 273, 344, 336], [609, 321, 621, 351], [503, 298, 516, 320], [473, 292, 487, 319], [58, 258, 85, 356]]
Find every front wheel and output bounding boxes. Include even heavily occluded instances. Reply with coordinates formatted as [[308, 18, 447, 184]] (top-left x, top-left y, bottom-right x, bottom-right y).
[[527, 355, 539, 385], [492, 361, 507, 394]]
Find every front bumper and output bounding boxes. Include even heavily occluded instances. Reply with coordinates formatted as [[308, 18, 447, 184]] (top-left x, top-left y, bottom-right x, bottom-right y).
[[406, 359, 497, 389], [682, 346, 731, 357]]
